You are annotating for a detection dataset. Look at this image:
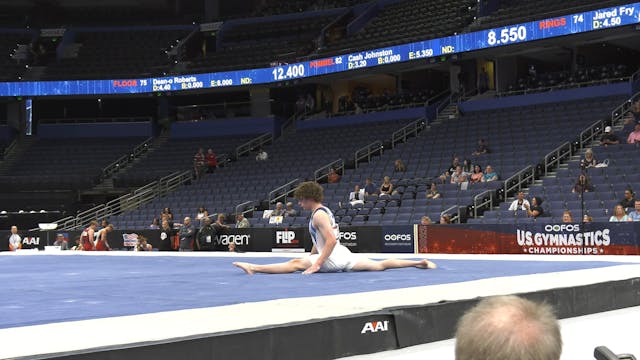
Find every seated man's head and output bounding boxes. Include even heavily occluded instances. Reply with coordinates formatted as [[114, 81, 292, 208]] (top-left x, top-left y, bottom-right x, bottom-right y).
[[516, 191, 525, 201], [455, 295, 562, 360], [624, 189, 634, 201], [420, 216, 432, 225], [635, 200, 640, 212], [286, 202, 294, 210], [562, 211, 573, 223], [354, 185, 360, 192], [365, 178, 373, 185], [183, 217, 191, 225], [235, 214, 244, 222], [485, 165, 493, 173], [275, 202, 283, 211], [294, 181, 324, 210]]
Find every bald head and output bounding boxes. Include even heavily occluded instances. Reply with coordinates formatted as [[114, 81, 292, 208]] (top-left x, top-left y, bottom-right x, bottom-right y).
[[455, 296, 562, 360]]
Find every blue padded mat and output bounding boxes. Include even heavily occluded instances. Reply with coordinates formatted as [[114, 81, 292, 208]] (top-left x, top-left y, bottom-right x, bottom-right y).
[[0, 255, 625, 329]]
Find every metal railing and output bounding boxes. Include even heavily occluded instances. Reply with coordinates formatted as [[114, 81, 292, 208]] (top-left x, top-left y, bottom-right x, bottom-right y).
[[234, 201, 255, 217], [503, 165, 534, 198], [235, 133, 273, 158], [56, 170, 192, 230], [497, 77, 630, 98], [472, 190, 494, 218], [441, 205, 461, 224], [268, 178, 301, 205], [578, 119, 605, 150], [314, 159, 344, 183], [280, 113, 297, 135], [1, 138, 18, 159], [354, 140, 383, 168], [102, 137, 154, 178], [543, 142, 572, 177], [391, 118, 426, 148], [38, 116, 153, 124], [611, 90, 640, 125]]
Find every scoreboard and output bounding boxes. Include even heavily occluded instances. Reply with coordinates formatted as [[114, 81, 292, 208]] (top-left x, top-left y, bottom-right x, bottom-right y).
[[2, 2, 639, 97]]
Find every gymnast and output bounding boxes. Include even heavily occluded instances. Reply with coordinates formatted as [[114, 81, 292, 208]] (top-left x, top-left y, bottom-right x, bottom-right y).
[[234, 181, 436, 275]]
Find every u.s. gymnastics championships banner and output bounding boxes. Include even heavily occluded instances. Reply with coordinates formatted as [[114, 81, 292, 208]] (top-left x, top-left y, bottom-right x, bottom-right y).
[[417, 223, 640, 255]]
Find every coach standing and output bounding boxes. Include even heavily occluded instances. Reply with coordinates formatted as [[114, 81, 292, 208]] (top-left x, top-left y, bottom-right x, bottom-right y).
[[8, 226, 21, 251], [178, 217, 196, 251]]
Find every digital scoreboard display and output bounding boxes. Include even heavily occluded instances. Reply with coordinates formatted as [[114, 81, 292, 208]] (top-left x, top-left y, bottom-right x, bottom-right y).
[[2, 2, 639, 97]]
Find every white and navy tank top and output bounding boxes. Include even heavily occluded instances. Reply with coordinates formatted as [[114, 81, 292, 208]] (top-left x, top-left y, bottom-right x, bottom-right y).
[[309, 206, 340, 252]]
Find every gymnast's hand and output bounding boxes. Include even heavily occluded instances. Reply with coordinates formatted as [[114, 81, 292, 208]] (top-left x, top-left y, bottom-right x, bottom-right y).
[[303, 263, 321, 275]]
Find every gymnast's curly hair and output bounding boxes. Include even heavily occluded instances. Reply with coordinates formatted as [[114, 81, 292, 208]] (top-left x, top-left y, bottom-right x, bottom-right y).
[[293, 181, 324, 203]]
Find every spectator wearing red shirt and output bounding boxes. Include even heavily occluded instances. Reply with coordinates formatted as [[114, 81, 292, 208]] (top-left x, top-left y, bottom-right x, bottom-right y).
[[193, 148, 206, 179], [327, 168, 341, 183], [206, 148, 218, 173]]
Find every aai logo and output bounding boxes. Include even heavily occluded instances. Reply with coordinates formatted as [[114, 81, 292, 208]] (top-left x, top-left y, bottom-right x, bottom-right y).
[[361, 320, 389, 334]]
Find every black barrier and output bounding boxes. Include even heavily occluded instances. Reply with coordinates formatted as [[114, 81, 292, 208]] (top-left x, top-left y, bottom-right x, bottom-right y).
[[1, 226, 410, 253], [39, 277, 640, 360]]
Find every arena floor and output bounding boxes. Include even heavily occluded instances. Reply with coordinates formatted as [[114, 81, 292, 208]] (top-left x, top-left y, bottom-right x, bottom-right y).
[[1, 251, 639, 359]]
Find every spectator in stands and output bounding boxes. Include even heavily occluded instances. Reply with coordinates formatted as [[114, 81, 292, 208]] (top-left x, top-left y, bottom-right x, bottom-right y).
[[440, 214, 452, 224], [462, 159, 472, 173], [470, 165, 483, 184], [135, 236, 152, 252], [600, 126, 620, 146], [364, 178, 377, 196], [583, 214, 593, 223], [193, 148, 206, 179], [305, 93, 315, 114], [195, 218, 215, 251], [572, 174, 594, 193], [256, 147, 268, 161], [394, 159, 407, 172], [196, 206, 209, 227], [524, 197, 544, 218], [609, 204, 631, 222], [508, 191, 529, 211], [478, 68, 489, 93], [213, 214, 230, 234], [236, 214, 251, 228], [206, 148, 218, 173], [178, 217, 196, 251], [426, 183, 441, 199], [327, 168, 341, 183], [450, 166, 468, 185], [628, 200, 640, 221], [627, 120, 640, 144], [160, 219, 174, 251], [273, 202, 285, 217], [620, 189, 636, 210], [562, 210, 574, 223], [149, 218, 160, 230], [481, 165, 498, 182], [284, 202, 298, 217], [160, 208, 173, 223], [454, 295, 562, 360], [472, 139, 488, 156], [420, 216, 432, 225], [379, 176, 394, 198], [349, 185, 365, 206], [53, 233, 69, 250], [580, 149, 597, 169], [95, 224, 113, 251], [8, 225, 21, 251], [439, 157, 461, 183]]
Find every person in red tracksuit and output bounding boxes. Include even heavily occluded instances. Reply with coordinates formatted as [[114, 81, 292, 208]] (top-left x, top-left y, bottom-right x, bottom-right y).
[[80, 221, 99, 251], [95, 224, 114, 251]]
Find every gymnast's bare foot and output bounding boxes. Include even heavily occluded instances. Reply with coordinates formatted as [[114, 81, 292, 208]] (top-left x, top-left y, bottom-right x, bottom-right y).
[[233, 262, 256, 275], [416, 259, 437, 269]]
